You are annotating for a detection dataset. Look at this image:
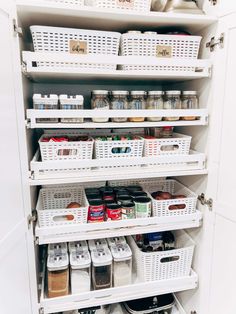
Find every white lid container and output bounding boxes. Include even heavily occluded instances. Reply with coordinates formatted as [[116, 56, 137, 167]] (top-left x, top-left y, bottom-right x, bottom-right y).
[[59, 94, 84, 105], [47, 252, 69, 271], [33, 94, 58, 104], [70, 250, 91, 270], [48, 242, 68, 254], [110, 243, 132, 261], [88, 239, 108, 251], [69, 241, 88, 253], [107, 236, 127, 247], [91, 247, 112, 266]]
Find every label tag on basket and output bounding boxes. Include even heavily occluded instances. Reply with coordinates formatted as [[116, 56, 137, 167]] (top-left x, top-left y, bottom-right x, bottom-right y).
[[69, 40, 87, 54], [156, 45, 172, 58], [116, 0, 134, 8]]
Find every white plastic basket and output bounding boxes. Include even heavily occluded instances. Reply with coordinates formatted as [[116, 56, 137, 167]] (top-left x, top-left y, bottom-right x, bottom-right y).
[[30, 25, 121, 70], [39, 131, 94, 162], [143, 179, 197, 217], [144, 133, 191, 157], [94, 136, 144, 168], [45, 0, 84, 4], [128, 230, 194, 282], [120, 33, 202, 71], [36, 186, 88, 227], [59, 95, 84, 123], [33, 94, 59, 123], [85, 0, 151, 12]]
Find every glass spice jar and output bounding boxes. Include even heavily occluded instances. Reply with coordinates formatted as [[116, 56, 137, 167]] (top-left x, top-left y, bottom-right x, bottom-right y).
[[181, 91, 199, 121], [91, 90, 110, 123], [129, 91, 146, 122], [164, 90, 181, 121], [147, 91, 164, 121], [111, 91, 129, 122]]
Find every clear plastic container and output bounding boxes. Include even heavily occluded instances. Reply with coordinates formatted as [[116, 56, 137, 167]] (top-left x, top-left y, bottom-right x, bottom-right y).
[[110, 243, 132, 287], [91, 90, 110, 123], [68, 241, 88, 253], [181, 91, 199, 120], [48, 242, 68, 255], [111, 91, 129, 122], [47, 250, 69, 298], [129, 91, 146, 122], [59, 95, 84, 123], [33, 94, 58, 123], [88, 239, 108, 251], [164, 90, 181, 121], [107, 236, 127, 247], [91, 248, 112, 290], [147, 91, 164, 121], [70, 250, 91, 294]]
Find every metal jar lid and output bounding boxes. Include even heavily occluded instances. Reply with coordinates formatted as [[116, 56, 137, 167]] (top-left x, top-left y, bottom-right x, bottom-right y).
[[127, 30, 142, 34], [144, 31, 157, 35], [148, 91, 164, 96], [92, 90, 109, 95], [112, 90, 129, 96], [182, 91, 198, 95], [130, 91, 146, 96], [165, 90, 181, 95]]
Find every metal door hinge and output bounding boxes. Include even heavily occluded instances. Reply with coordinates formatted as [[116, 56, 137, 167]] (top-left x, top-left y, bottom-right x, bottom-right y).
[[27, 210, 37, 229], [191, 311, 197, 314], [209, 0, 217, 5], [198, 193, 213, 211], [13, 19, 23, 37], [206, 33, 224, 52]]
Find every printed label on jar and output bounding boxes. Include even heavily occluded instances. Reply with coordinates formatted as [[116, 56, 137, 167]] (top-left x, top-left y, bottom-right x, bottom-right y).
[[116, 0, 134, 8], [156, 45, 172, 58], [135, 203, 151, 218], [106, 209, 121, 221], [69, 40, 87, 54], [122, 207, 135, 219]]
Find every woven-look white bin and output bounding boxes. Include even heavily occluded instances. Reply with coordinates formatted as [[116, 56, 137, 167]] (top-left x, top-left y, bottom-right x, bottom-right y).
[[45, 0, 84, 4], [85, 0, 151, 12], [30, 26, 121, 70], [94, 137, 144, 168], [39, 131, 94, 162], [120, 33, 202, 71], [128, 230, 194, 282], [144, 133, 192, 157], [143, 179, 197, 217], [36, 186, 88, 227]]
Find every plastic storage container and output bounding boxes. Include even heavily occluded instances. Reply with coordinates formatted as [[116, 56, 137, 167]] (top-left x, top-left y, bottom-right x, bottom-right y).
[[59, 95, 84, 123], [47, 249, 69, 298], [48, 242, 68, 254], [68, 241, 88, 253], [111, 91, 129, 122], [88, 239, 108, 251], [84, 0, 151, 12], [110, 243, 132, 287], [70, 250, 91, 294], [128, 91, 146, 122], [146, 91, 164, 121], [91, 247, 113, 290], [33, 94, 59, 123], [107, 236, 127, 247], [91, 90, 110, 123], [30, 26, 121, 70]]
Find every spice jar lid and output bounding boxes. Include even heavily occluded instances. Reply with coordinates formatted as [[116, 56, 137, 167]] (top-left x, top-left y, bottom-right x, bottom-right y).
[[107, 236, 127, 247], [127, 30, 142, 34], [88, 239, 108, 251], [165, 90, 181, 95], [92, 90, 109, 95], [112, 91, 129, 96], [59, 94, 84, 104], [144, 31, 157, 35], [33, 94, 58, 100], [47, 252, 69, 271], [68, 241, 88, 253], [110, 243, 132, 261], [48, 242, 68, 254], [130, 91, 146, 96], [148, 91, 164, 96], [70, 250, 91, 269], [182, 91, 198, 95], [91, 247, 112, 266]]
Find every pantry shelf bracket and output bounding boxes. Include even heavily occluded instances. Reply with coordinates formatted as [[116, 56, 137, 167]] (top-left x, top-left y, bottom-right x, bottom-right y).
[[198, 193, 213, 211]]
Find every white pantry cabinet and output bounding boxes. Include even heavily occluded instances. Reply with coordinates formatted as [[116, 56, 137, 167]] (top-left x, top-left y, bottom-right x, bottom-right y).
[[1, 0, 236, 313]]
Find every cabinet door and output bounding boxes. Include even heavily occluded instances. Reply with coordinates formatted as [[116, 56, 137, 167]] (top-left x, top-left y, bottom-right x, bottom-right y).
[[202, 0, 236, 17], [0, 3, 33, 314]]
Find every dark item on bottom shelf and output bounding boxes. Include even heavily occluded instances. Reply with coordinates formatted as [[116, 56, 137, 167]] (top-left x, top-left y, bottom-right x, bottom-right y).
[[123, 293, 175, 313], [78, 305, 110, 314], [163, 231, 175, 251]]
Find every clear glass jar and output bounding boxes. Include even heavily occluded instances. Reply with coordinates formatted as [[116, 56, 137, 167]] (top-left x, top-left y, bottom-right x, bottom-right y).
[[164, 90, 181, 121], [111, 91, 129, 122], [91, 90, 110, 123], [147, 91, 164, 121], [181, 91, 199, 121], [129, 91, 146, 122]]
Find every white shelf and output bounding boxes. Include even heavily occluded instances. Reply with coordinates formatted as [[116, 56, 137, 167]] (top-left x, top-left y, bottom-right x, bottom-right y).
[[36, 210, 202, 245], [29, 150, 207, 185], [16, 1, 217, 34], [40, 270, 197, 314], [27, 109, 208, 129], [22, 52, 212, 83]]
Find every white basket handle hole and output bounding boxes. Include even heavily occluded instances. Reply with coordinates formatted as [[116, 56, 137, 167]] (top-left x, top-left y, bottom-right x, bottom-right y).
[[160, 144, 180, 152], [111, 147, 132, 154], [57, 148, 79, 156], [53, 214, 75, 222], [160, 256, 180, 263], [168, 204, 186, 210]]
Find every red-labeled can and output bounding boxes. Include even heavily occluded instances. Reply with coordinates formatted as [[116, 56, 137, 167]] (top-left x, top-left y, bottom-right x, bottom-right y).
[[88, 200, 105, 223], [106, 204, 122, 221]]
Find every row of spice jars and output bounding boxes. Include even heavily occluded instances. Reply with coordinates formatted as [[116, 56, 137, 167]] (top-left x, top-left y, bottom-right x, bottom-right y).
[[47, 238, 132, 298], [86, 185, 152, 223], [91, 90, 199, 123]]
